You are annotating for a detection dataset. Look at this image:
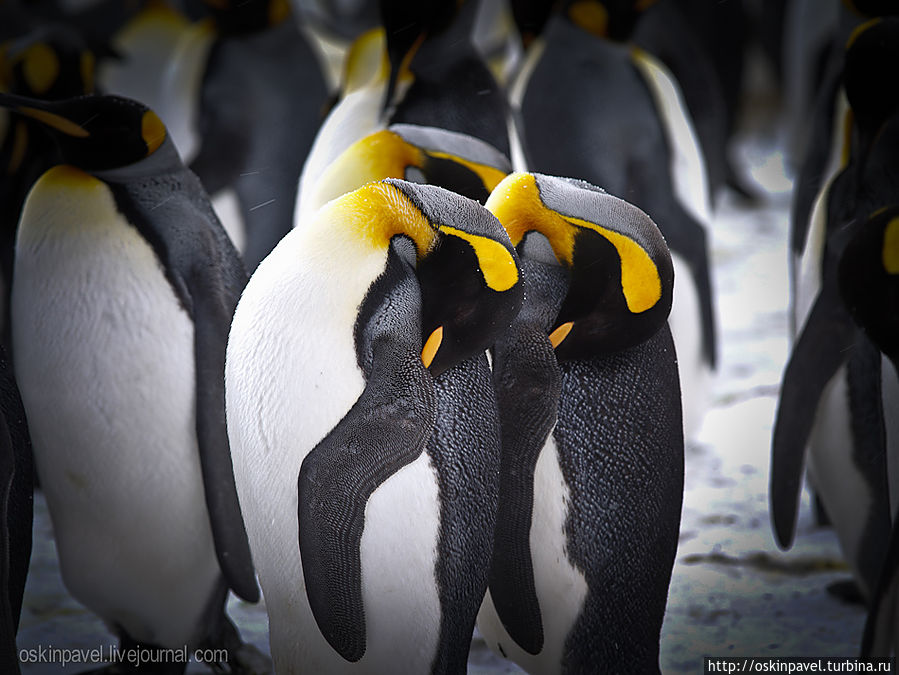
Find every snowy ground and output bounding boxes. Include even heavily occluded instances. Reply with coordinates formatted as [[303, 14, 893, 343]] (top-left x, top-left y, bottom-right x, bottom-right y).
[[15, 77, 870, 674]]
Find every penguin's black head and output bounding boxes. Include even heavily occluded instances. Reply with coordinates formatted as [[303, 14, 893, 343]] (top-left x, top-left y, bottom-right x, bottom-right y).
[[486, 172, 673, 361], [329, 178, 523, 378], [3, 24, 96, 99], [844, 17, 899, 146], [201, 0, 292, 35], [387, 179, 523, 376], [839, 205, 899, 368], [843, 0, 899, 17], [378, 0, 471, 109], [560, 0, 656, 42], [0, 92, 168, 172]]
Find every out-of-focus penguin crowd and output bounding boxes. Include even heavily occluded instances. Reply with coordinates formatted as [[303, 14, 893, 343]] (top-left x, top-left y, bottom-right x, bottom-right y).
[[0, 0, 897, 672]]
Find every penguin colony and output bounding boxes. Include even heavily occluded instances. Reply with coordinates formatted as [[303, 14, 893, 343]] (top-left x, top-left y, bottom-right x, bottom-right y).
[[0, 0, 895, 673]]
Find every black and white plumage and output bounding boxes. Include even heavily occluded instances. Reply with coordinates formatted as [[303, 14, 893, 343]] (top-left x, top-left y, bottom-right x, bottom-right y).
[[477, 172, 683, 675], [2, 92, 263, 673], [226, 178, 523, 673]]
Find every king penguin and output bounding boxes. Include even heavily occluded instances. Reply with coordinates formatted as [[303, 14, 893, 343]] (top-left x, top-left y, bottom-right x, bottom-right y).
[[296, 0, 512, 221], [476, 172, 683, 674], [842, 206, 899, 657], [507, 0, 716, 440], [226, 178, 523, 673], [770, 16, 899, 606], [2, 92, 268, 673], [297, 122, 510, 220]]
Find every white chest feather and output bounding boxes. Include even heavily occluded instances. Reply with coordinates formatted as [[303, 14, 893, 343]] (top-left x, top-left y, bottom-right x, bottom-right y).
[[226, 225, 442, 672], [805, 365, 870, 595], [11, 170, 219, 647], [478, 435, 587, 675]]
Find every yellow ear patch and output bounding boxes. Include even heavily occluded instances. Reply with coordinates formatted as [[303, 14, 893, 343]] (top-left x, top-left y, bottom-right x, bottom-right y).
[[846, 16, 881, 48], [884, 217, 899, 274], [486, 172, 573, 261], [141, 110, 166, 154], [421, 325, 444, 367], [568, 0, 609, 38], [21, 43, 59, 95], [567, 214, 662, 313], [438, 225, 519, 292], [310, 130, 424, 212], [18, 106, 89, 137], [487, 172, 662, 313], [335, 181, 438, 256], [268, 0, 291, 24]]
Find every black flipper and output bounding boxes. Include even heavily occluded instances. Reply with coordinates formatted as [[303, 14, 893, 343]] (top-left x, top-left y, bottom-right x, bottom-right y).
[[769, 288, 858, 549], [297, 330, 436, 662], [485, 254, 567, 655], [106, 153, 259, 603], [189, 252, 259, 604], [489, 318, 561, 655]]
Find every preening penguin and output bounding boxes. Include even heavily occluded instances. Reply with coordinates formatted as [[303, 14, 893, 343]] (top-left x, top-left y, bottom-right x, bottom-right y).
[[508, 0, 716, 440], [226, 178, 523, 673], [297, 122, 510, 219], [3, 92, 266, 672], [477, 172, 683, 674], [770, 16, 899, 605]]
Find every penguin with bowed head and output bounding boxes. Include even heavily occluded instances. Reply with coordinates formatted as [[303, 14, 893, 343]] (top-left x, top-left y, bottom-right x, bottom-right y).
[[297, 122, 510, 220], [476, 172, 682, 675], [226, 178, 524, 673], [2, 91, 269, 674], [507, 0, 716, 441]]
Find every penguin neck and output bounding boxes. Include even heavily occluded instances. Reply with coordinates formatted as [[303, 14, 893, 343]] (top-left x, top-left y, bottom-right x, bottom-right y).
[[90, 136, 187, 184]]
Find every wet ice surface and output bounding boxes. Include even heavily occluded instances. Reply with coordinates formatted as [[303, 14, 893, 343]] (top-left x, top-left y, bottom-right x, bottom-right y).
[[17, 115, 868, 674]]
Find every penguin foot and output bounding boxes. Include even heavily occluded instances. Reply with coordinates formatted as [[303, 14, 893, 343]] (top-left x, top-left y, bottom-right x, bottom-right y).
[[826, 578, 867, 606]]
